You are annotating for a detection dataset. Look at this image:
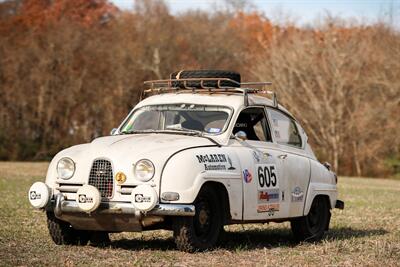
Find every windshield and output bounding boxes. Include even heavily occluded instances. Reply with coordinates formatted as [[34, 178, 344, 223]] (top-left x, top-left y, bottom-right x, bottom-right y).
[[120, 104, 231, 135]]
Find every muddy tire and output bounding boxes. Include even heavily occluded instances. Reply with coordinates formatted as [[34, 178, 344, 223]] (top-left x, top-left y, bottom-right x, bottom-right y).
[[290, 196, 331, 242], [89, 231, 110, 246], [173, 186, 222, 252], [46, 212, 89, 245], [170, 70, 241, 88]]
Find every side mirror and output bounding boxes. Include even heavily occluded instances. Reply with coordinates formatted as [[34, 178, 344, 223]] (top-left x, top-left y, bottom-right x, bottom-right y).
[[110, 128, 118, 135], [234, 131, 247, 141]]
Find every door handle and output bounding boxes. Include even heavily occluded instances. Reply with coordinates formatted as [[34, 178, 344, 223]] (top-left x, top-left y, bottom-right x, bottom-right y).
[[278, 154, 288, 159]]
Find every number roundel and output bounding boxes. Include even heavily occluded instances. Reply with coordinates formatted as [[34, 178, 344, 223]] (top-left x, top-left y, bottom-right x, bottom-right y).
[[257, 164, 278, 189]]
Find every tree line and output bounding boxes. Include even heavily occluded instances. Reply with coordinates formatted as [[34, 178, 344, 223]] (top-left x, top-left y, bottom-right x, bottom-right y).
[[0, 0, 399, 177]]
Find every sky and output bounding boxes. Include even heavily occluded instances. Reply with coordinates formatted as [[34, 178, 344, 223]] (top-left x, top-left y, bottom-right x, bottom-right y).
[[111, 0, 400, 27]]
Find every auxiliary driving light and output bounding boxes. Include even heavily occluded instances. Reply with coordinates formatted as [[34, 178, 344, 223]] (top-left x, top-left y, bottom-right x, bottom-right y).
[[28, 182, 51, 208]]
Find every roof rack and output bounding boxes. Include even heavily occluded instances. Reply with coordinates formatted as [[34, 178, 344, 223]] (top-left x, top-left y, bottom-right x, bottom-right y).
[[142, 78, 278, 107]]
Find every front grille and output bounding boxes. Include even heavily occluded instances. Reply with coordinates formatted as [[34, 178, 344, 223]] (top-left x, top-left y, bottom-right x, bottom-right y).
[[88, 159, 114, 198]]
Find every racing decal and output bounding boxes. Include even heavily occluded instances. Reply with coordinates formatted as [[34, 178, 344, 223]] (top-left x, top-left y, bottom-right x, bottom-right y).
[[134, 194, 151, 203], [257, 189, 279, 204], [257, 203, 279, 215], [243, 169, 253, 183], [207, 127, 221, 133], [291, 187, 304, 202], [78, 194, 93, 203], [235, 122, 247, 127], [252, 151, 261, 163], [274, 130, 280, 139], [29, 191, 41, 200], [195, 153, 236, 171], [256, 164, 279, 189]]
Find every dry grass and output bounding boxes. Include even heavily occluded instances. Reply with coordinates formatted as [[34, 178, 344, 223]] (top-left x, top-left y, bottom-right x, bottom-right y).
[[0, 162, 399, 266]]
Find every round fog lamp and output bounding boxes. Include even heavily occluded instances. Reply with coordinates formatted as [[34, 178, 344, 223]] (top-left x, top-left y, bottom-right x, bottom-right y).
[[76, 185, 101, 213], [115, 172, 127, 185], [28, 182, 51, 208]]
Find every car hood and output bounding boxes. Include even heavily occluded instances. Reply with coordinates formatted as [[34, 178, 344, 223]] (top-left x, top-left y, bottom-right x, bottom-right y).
[[89, 133, 215, 156], [47, 133, 216, 186]]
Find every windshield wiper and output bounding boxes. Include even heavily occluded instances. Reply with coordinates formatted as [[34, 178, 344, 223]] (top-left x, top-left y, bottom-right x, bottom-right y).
[[120, 128, 221, 147], [164, 127, 221, 147], [120, 129, 158, 135]]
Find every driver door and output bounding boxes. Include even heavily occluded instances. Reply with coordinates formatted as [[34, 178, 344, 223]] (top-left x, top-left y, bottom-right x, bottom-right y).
[[232, 107, 286, 220]]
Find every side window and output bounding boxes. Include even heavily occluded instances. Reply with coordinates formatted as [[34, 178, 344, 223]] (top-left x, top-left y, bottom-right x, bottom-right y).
[[267, 109, 302, 148], [233, 107, 272, 142]]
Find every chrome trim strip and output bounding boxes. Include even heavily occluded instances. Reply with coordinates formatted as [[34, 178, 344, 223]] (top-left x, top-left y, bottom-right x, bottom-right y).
[[55, 187, 79, 193]]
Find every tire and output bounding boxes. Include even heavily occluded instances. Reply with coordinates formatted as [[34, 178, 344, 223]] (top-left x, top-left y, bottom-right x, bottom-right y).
[[46, 212, 89, 245], [290, 197, 331, 242], [89, 231, 110, 247], [170, 70, 241, 88], [173, 186, 223, 252]]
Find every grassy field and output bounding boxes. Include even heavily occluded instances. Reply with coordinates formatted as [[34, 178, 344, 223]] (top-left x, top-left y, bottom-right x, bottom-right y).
[[0, 162, 399, 266]]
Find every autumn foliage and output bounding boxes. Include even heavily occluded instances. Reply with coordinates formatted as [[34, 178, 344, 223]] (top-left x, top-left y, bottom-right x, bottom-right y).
[[0, 0, 399, 177]]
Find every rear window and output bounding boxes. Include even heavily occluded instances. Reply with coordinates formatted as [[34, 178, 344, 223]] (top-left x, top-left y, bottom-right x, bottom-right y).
[[267, 109, 302, 148]]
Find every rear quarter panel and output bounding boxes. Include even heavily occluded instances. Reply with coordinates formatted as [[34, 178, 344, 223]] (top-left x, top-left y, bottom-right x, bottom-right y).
[[303, 159, 337, 215]]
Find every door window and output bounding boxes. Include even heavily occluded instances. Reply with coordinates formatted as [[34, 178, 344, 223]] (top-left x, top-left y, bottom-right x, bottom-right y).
[[267, 109, 302, 148], [233, 107, 272, 142]]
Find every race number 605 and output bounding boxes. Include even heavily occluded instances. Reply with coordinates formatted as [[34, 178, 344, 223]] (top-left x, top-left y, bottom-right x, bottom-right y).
[[257, 164, 278, 189]]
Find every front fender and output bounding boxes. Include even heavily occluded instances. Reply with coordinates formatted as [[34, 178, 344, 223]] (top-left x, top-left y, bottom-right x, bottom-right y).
[[160, 147, 243, 220]]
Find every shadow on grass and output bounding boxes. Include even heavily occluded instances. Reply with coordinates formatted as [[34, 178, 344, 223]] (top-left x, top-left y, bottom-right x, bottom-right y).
[[108, 226, 388, 251]]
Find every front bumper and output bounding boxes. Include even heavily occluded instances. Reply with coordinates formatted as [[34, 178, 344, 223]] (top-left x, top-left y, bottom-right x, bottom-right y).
[[50, 193, 195, 217], [43, 193, 195, 232]]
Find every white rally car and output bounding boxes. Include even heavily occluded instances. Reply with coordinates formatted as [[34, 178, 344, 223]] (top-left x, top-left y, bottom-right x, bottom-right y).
[[29, 70, 344, 252]]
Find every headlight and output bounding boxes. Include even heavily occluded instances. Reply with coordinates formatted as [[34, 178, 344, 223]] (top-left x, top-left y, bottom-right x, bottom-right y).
[[57, 157, 75, 180], [134, 159, 155, 181]]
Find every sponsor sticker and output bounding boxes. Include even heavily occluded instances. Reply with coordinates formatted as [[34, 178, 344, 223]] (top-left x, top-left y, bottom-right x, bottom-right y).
[[135, 194, 151, 203], [78, 194, 93, 203], [291, 186, 304, 202], [195, 153, 236, 171], [208, 128, 221, 133], [258, 189, 280, 204], [235, 122, 247, 127], [29, 191, 41, 200], [257, 203, 279, 214], [243, 169, 253, 183], [252, 151, 261, 163]]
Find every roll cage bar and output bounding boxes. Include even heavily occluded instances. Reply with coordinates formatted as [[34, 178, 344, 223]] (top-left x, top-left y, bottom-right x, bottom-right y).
[[141, 78, 278, 108]]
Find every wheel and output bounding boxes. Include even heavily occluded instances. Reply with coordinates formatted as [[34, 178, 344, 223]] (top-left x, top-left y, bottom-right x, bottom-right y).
[[170, 70, 241, 88], [88, 231, 110, 246], [46, 212, 89, 245], [173, 186, 223, 252], [290, 197, 331, 242]]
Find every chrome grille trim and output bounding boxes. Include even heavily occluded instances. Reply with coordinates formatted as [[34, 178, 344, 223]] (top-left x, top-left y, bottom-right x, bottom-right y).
[[88, 159, 114, 198]]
